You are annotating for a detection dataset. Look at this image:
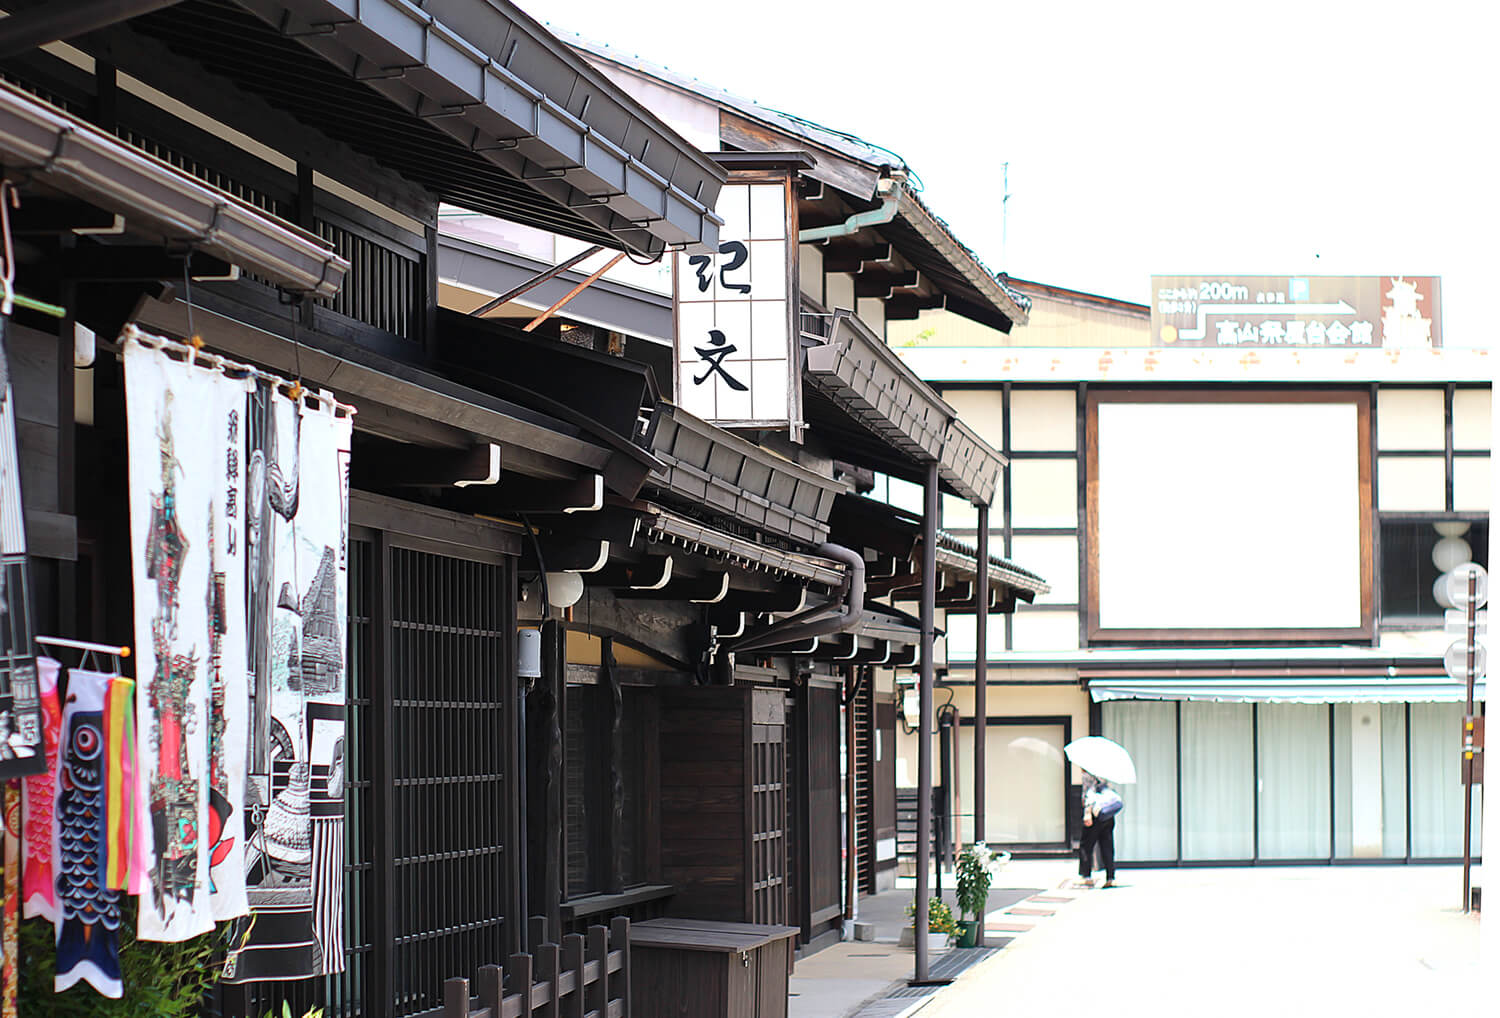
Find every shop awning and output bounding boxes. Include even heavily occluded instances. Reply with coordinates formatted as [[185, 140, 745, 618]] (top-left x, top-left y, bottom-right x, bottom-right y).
[[645, 405, 845, 546], [1087, 675, 1485, 704], [0, 79, 347, 298], [934, 531, 1050, 599], [804, 309, 1006, 505], [639, 502, 846, 588], [124, 0, 726, 257]]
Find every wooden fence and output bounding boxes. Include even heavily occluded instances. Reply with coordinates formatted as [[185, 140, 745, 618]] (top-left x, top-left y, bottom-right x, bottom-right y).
[[416, 917, 631, 1018]]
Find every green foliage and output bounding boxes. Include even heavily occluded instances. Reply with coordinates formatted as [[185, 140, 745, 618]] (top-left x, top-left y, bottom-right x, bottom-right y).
[[904, 895, 957, 934], [18, 903, 221, 1018], [955, 844, 996, 922], [267, 1004, 325, 1018]]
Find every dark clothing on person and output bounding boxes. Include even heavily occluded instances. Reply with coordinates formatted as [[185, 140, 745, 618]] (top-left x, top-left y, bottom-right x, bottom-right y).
[[1079, 816, 1116, 882]]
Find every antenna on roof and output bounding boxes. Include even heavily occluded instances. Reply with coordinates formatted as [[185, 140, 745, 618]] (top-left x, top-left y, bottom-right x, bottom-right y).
[[1001, 162, 1010, 264]]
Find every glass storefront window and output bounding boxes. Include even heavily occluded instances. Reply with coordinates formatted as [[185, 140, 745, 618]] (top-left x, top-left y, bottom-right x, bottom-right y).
[[1257, 704, 1331, 859], [1102, 701, 1178, 861]]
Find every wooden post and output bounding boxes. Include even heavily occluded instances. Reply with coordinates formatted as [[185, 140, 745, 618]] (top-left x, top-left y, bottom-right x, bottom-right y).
[[535, 941, 561, 1018], [477, 964, 505, 1017], [505, 954, 534, 1018], [610, 916, 631, 1015], [603, 640, 625, 894], [530, 916, 551, 955], [562, 933, 586, 1018], [444, 977, 471, 1018], [586, 926, 609, 1016]]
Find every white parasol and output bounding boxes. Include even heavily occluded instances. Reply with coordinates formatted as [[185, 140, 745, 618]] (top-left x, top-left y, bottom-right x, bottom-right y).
[[1063, 736, 1137, 784]]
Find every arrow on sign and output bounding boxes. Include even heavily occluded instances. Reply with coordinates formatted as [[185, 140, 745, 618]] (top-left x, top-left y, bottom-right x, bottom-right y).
[[1178, 300, 1356, 340]]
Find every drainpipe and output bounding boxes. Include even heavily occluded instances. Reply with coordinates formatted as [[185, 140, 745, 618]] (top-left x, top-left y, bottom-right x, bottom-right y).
[[730, 543, 865, 654], [797, 174, 904, 244]]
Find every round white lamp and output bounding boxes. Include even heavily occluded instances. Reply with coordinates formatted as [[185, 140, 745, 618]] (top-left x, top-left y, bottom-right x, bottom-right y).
[[1433, 536, 1473, 574], [545, 570, 585, 609], [1434, 574, 1456, 610], [1435, 520, 1472, 538]]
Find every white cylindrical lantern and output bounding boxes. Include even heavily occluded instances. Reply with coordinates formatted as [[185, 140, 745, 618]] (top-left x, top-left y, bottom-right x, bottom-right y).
[[1434, 574, 1456, 610], [545, 570, 585, 608], [1434, 537, 1473, 573]]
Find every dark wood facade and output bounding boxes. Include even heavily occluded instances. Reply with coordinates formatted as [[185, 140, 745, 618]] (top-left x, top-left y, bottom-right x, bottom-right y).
[[0, 3, 1048, 1013]]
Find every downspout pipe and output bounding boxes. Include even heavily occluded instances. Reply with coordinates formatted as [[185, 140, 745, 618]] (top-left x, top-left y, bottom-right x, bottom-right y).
[[797, 175, 904, 244], [730, 543, 865, 654]]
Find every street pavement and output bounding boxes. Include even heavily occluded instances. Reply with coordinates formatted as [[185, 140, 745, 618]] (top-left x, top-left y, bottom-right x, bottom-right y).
[[920, 865, 1481, 1018]]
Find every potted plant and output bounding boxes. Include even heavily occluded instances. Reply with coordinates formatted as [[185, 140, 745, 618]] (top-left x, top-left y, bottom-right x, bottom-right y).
[[901, 896, 957, 953], [954, 842, 1005, 948]]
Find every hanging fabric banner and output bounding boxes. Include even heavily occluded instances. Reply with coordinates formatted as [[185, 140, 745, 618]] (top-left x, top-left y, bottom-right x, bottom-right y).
[[224, 380, 351, 982], [54, 668, 122, 998], [0, 321, 44, 779], [21, 655, 60, 919], [125, 336, 252, 941], [3, 779, 17, 1017], [103, 676, 138, 893]]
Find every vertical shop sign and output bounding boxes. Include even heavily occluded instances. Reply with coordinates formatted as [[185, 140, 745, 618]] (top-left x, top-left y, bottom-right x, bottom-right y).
[[675, 170, 802, 434]]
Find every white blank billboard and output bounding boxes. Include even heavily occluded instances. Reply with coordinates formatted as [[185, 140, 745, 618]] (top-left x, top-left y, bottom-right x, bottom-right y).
[[1092, 398, 1367, 635]]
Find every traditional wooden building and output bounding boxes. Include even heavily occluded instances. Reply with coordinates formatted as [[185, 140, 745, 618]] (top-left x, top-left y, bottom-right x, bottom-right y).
[[0, 1, 1045, 1012]]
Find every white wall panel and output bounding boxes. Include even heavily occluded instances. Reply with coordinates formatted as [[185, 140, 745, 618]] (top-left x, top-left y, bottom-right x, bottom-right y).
[[1010, 459, 1077, 528], [1453, 388, 1492, 449], [1377, 456, 1446, 511], [1377, 388, 1445, 450], [1011, 388, 1077, 451]]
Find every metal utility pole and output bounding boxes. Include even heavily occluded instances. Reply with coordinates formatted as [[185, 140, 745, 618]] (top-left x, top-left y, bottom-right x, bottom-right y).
[[975, 505, 989, 846], [914, 460, 938, 984], [1463, 569, 1478, 912]]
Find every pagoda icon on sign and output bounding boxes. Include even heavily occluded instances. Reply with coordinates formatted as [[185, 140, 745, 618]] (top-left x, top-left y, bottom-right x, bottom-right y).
[[1381, 277, 1432, 348]]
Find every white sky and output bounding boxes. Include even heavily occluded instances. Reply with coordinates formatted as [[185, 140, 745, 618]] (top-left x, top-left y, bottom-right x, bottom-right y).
[[522, 0, 1496, 344]]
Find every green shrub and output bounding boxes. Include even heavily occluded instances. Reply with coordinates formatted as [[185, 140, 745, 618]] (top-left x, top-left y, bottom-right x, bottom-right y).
[[17, 902, 220, 1018], [955, 844, 997, 922], [904, 896, 957, 935]]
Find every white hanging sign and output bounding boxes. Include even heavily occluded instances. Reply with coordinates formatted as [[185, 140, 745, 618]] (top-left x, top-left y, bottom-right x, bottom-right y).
[[674, 177, 800, 432]]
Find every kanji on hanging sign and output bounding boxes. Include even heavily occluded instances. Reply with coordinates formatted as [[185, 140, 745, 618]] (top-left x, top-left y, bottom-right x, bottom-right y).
[[675, 176, 800, 431]]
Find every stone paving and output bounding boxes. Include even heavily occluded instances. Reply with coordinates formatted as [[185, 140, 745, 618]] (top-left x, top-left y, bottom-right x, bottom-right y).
[[791, 863, 1481, 1018]]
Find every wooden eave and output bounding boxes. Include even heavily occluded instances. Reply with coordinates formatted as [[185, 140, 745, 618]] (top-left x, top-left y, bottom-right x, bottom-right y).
[[92, 0, 726, 256], [0, 78, 347, 297]]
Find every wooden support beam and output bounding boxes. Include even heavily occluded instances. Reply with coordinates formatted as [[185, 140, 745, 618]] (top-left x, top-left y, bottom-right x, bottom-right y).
[[615, 571, 729, 603], [706, 607, 746, 638], [884, 293, 946, 321], [586, 555, 672, 591], [446, 472, 604, 515], [868, 567, 920, 596], [0, 0, 184, 58], [60, 245, 234, 282], [720, 583, 809, 615], [854, 269, 919, 299], [522, 537, 611, 574], [356, 442, 499, 488], [933, 579, 976, 608], [889, 644, 919, 668], [571, 588, 698, 670], [9, 199, 121, 235], [822, 241, 891, 274]]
